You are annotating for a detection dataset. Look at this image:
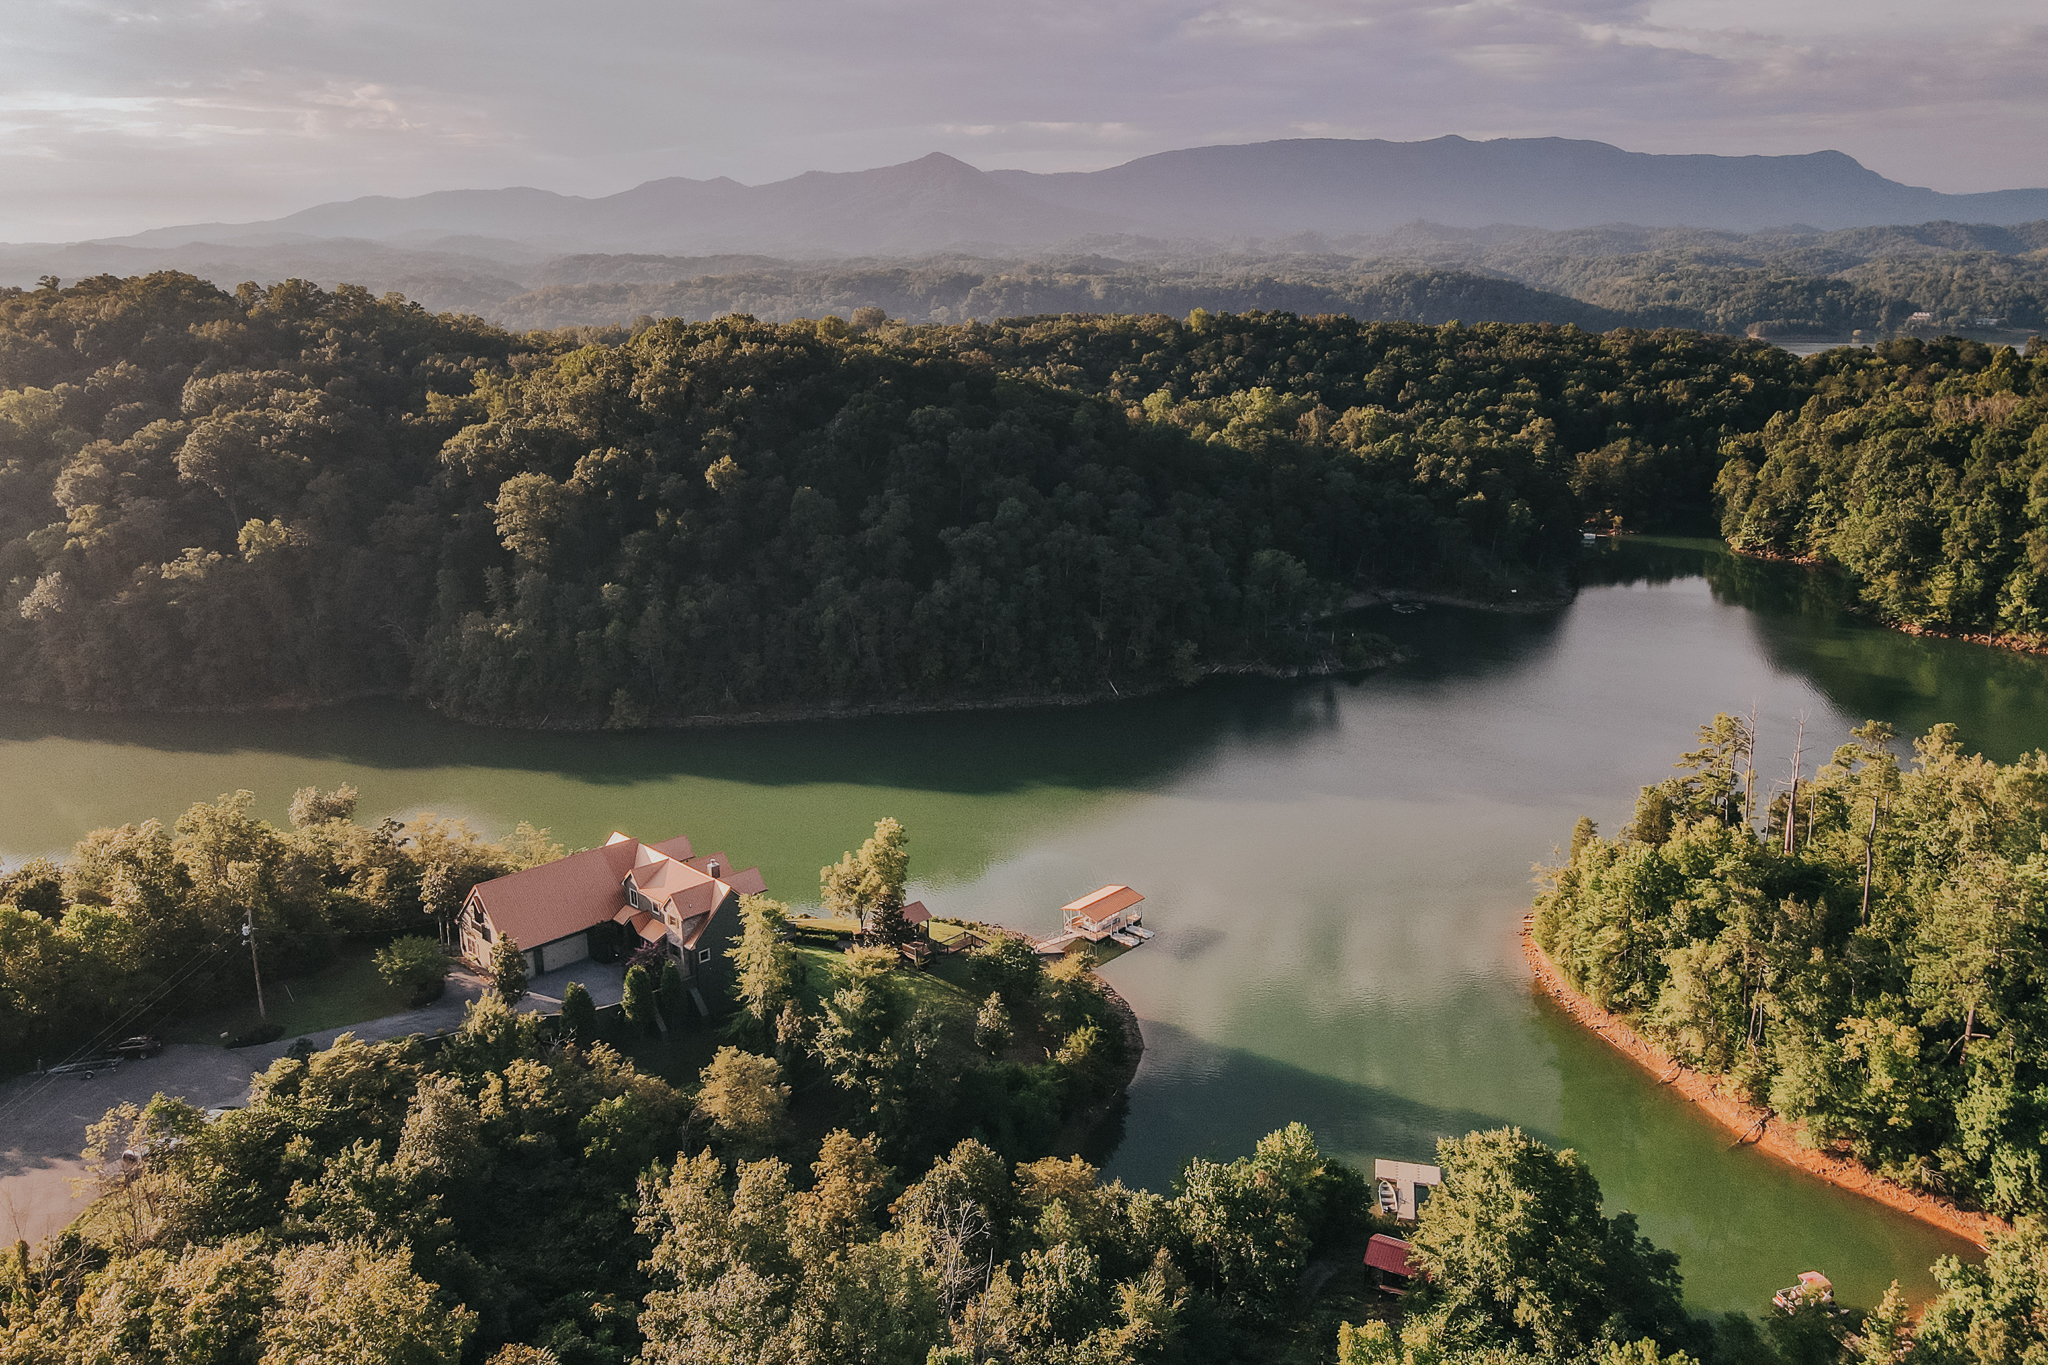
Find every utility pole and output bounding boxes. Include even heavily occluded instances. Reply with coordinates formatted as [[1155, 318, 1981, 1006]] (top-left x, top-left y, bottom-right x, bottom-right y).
[[243, 906, 267, 1020]]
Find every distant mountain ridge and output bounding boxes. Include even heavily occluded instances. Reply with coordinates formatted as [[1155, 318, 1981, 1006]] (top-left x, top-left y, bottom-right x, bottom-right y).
[[108, 153, 1135, 256], [993, 137, 2048, 236], [82, 136, 2048, 257]]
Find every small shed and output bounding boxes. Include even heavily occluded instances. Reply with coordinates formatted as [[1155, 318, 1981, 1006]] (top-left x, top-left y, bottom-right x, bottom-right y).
[[1365, 1234, 1417, 1294], [901, 900, 932, 939], [1365, 1234, 1415, 1277]]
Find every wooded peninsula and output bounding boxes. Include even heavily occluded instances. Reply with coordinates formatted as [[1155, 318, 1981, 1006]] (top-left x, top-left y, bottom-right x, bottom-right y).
[[1535, 718, 2048, 1227], [4, 275, 2043, 727]]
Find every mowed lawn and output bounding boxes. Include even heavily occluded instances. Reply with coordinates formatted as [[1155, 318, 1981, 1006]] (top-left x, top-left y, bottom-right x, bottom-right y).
[[161, 941, 419, 1046]]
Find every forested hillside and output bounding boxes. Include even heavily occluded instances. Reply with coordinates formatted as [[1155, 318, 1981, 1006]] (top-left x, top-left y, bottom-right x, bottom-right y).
[[11, 1035, 2040, 1364], [1534, 717, 2048, 1221], [416, 246, 2048, 338], [1717, 337, 2048, 643], [485, 264, 1626, 333], [17, 218, 2046, 340], [0, 783, 557, 1057], [0, 274, 1806, 724]]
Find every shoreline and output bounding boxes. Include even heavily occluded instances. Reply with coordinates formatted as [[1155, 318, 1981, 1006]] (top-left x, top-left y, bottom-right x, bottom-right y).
[[969, 920, 1146, 1155], [0, 574, 1584, 732], [1346, 583, 1575, 616], [1727, 546, 2048, 660], [1886, 618, 2048, 659], [0, 651, 1406, 732], [1521, 923, 2009, 1251]]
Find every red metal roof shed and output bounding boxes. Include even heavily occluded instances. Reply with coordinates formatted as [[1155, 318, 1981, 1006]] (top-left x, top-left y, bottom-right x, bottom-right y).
[[1365, 1234, 1416, 1278]]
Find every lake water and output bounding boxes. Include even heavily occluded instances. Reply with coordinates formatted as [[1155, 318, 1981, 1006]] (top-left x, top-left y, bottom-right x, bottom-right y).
[[5, 536, 2041, 1313]]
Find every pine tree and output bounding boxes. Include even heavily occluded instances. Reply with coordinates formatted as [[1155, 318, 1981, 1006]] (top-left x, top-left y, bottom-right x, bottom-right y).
[[560, 980, 599, 1045], [489, 935, 527, 1004], [729, 895, 798, 1023], [660, 961, 688, 1023], [622, 964, 654, 1034]]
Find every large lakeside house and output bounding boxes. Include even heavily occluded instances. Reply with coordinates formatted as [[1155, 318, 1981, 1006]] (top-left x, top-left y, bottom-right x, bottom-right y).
[[460, 832, 766, 1016]]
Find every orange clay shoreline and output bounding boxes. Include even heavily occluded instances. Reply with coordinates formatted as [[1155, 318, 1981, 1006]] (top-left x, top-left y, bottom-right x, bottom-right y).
[[1522, 921, 2009, 1251]]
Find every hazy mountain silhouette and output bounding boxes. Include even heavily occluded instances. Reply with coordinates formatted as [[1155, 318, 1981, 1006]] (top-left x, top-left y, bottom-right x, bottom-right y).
[[84, 136, 2048, 257], [108, 154, 1133, 255], [992, 137, 2048, 235]]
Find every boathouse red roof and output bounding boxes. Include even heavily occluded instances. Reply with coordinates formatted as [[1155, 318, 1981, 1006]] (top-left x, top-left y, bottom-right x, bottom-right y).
[[1063, 885, 1143, 921], [1365, 1234, 1416, 1278]]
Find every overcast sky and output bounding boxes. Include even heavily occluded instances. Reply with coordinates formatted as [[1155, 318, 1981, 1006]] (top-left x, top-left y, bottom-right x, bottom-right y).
[[3, 0, 2045, 241]]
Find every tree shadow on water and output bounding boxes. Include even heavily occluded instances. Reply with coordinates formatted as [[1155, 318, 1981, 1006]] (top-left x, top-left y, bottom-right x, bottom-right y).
[[1097, 1018, 1526, 1192], [0, 675, 1355, 799]]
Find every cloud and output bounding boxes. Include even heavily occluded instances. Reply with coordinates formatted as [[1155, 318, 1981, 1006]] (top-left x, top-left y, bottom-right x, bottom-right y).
[[0, 0, 2043, 239]]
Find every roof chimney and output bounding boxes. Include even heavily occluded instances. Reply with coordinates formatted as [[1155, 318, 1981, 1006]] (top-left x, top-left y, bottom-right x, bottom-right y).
[[707, 860, 721, 879]]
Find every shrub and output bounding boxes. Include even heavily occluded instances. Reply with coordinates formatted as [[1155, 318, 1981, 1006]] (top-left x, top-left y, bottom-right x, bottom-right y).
[[560, 981, 599, 1045], [622, 964, 654, 1034], [489, 936, 528, 1005], [374, 936, 448, 993], [659, 962, 687, 1023]]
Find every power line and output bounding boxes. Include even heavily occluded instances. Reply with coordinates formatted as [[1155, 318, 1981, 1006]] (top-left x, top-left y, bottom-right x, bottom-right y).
[[0, 934, 234, 1127]]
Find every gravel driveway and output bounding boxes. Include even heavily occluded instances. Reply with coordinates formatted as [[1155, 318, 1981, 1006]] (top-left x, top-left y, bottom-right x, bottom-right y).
[[0, 956, 633, 1249]]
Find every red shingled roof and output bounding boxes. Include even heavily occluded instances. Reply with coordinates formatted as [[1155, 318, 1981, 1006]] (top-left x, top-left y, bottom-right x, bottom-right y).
[[468, 832, 766, 951], [469, 842, 638, 949], [682, 852, 768, 898]]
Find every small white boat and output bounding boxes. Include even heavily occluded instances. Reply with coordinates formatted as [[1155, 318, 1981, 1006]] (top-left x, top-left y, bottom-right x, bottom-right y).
[[1109, 930, 1142, 947]]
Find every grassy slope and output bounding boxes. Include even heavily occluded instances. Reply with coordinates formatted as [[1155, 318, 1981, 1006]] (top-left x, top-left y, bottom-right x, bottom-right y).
[[158, 943, 415, 1046]]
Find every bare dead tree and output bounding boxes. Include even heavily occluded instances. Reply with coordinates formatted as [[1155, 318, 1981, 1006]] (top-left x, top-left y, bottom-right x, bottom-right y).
[[1741, 703, 1760, 837], [916, 1196, 997, 1323], [1784, 716, 1806, 856]]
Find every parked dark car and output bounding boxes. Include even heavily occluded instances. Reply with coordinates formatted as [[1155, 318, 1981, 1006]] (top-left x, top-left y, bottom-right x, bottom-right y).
[[112, 1035, 162, 1059]]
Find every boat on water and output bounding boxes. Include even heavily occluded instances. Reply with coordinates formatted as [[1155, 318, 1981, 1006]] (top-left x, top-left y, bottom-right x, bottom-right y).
[[1772, 1271, 1834, 1314]]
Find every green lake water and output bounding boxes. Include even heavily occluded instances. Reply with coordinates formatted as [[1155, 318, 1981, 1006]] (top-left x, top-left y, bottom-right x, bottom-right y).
[[5, 536, 2043, 1313]]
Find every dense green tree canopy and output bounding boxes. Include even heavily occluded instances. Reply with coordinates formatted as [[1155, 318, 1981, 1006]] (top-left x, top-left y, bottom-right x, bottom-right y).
[[0, 274, 1823, 725], [1534, 716, 2048, 1219], [1717, 338, 2048, 640], [0, 786, 552, 1060]]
